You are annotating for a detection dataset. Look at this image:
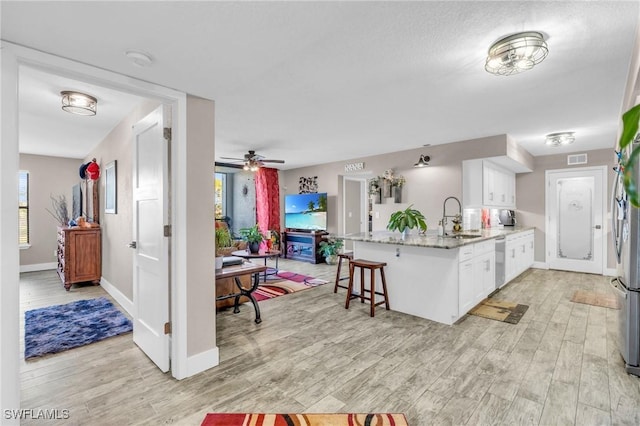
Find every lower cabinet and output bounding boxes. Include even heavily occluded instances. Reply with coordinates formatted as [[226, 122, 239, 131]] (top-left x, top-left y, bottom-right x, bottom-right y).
[[459, 240, 495, 316], [505, 230, 534, 284], [57, 227, 102, 290], [283, 231, 326, 264]]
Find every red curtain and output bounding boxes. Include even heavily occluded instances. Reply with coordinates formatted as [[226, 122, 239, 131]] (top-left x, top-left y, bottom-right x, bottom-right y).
[[254, 167, 280, 236]]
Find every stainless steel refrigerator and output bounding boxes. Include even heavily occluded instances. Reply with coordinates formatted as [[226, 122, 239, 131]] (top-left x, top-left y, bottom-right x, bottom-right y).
[[611, 139, 640, 377]]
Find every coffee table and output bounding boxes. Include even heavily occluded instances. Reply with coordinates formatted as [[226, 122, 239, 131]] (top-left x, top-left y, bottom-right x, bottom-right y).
[[215, 262, 267, 324], [231, 250, 281, 282]]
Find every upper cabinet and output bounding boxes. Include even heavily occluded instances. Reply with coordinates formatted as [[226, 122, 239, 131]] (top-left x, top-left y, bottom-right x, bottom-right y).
[[463, 159, 516, 208]]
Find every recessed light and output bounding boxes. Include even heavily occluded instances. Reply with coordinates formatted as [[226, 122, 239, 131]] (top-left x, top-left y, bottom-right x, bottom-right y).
[[125, 50, 154, 67]]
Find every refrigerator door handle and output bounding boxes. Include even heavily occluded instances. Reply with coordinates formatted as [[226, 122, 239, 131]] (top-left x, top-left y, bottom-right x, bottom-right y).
[[610, 277, 628, 299]]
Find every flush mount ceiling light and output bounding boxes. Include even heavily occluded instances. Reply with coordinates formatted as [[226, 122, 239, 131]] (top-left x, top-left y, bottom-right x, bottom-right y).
[[125, 50, 154, 67], [485, 31, 548, 76], [414, 154, 431, 168], [545, 132, 575, 147], [60, 91, 97, 116]]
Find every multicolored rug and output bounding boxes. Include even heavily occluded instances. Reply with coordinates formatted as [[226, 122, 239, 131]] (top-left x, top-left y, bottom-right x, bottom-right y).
[[201, 413, 409, 426], [24, 297, 132, 359], [254, 271, 328, 302]]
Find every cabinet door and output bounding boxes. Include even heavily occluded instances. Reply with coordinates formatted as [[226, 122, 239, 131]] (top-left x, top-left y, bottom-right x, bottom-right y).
[[483, 163, 496, 206], [524, 232, 535, 269], [505, 241, 517, 283], [459, 260, 475, 315], [480, 251, 496, 296], [505, 170, 516, 208]]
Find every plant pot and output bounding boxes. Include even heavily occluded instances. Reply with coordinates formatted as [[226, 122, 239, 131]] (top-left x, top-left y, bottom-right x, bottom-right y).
[[401, 227, 410, 240], [325, 254, 338, 265], [215, 256, 223, 270], [393, 186, 402, 203], [249, 242, 260, 254]]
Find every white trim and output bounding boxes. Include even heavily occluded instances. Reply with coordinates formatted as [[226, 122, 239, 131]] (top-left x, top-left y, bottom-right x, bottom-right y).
[[532, 261, 549, 270], [1, 41, 195, 383], [342, 176, 368, 237], [19, 262, 56, 273], [19, 244, 31, 250], [603, 267, 617, 277], [185, 347, 220, 377], [100, 277, 134, 316]]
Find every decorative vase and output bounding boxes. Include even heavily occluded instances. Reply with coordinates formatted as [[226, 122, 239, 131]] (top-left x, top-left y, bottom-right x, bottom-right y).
[[325, 254, 338, 265], [215, 256, 223, 270], [373, 188, 382, 204], [401, 227, 410, 240], [249, 242, 260, 254], [383, 179, 392, 198], [393, 186, 402, 203]]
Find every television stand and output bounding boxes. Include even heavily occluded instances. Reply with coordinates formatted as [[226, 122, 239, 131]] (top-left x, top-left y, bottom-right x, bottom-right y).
[[282, 230, 326, 264]]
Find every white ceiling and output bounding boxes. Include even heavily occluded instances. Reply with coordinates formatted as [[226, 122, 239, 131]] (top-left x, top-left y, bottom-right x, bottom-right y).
[[3, 1, 639, 169]]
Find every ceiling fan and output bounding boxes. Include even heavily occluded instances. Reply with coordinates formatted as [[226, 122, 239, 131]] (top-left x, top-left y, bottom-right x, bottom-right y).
[[220, 150, 285, 171]]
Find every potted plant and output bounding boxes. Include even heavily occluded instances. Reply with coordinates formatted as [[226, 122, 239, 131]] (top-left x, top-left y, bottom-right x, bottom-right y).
[[318, 237, 344, 265], [215, 226, 233, 270], [619, 104, 640, 207], [239, 224, 265, 253], [387, 204, 427, 238]]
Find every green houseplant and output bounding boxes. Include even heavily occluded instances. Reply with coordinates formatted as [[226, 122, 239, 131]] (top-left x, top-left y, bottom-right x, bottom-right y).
[[619, 104, 640, 207], [215, 226, 233, 269], [318, 237, 344, 265], [239, 224, 265, 253], [387, 204, 427, 238]]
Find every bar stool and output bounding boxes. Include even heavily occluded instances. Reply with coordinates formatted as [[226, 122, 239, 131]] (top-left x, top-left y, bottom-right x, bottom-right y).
[[345, 259, 390, 317], [333, 251, 354, 293]]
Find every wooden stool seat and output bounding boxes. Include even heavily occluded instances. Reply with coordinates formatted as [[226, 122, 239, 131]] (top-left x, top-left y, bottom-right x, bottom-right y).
[[345, 258, 390, 317], [333, 251, 354, 293]]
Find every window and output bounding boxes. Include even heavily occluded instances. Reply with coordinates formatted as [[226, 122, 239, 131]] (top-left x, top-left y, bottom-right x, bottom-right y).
[[214, 172, 227, 219], [18, 170, 29, 245]]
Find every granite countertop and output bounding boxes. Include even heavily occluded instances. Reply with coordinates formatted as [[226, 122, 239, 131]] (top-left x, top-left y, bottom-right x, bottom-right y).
[[340, 226, 535, 249]]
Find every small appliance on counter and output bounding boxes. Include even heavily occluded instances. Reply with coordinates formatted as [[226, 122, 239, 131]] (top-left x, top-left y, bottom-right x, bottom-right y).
[[498, 209, 517, 226]]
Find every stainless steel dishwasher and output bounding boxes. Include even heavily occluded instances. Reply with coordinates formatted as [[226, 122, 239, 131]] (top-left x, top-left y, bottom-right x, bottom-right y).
[[495, 236, 506, 289]]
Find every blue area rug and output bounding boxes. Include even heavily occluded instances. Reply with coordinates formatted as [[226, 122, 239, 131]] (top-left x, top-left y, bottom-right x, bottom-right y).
[[24, 297, 132, 359]]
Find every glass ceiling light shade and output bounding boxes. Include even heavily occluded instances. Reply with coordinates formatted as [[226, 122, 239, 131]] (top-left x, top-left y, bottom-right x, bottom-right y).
[[61, 91, 97, 116], [545, 132, 575, 147], [414, 154, 431, 168], [244, 160, 260, 171], [485, 32, 548, 76]]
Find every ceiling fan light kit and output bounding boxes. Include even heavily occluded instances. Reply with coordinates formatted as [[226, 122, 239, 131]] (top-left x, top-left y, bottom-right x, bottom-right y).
[[545, 132, 575, 147], [60, 91, 97, 116], [221, 150, 285, 171], [485, 31, 548, 76]]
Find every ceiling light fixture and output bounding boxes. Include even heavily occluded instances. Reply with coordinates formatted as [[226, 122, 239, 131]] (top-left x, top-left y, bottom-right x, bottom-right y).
[[485, 31, 548, 76], [60, 91, 97, 116], [545, 132, 575, 147], [125, 50, 154, 67], [414, 154, 431, 168], [243, 160, 260, 172]]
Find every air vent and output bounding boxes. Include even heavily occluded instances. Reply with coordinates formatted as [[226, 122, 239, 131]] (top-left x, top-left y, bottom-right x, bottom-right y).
[[567, 153, 587, 165]]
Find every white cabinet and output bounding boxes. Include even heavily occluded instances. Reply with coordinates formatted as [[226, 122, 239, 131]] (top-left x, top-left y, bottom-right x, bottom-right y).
[[504, 230, 534, 284], [459, 240, 496, 316], [463, 159, 516, 208]]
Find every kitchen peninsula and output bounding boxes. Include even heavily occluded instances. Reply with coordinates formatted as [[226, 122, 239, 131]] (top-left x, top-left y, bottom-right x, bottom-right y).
[[341, 227, 534, 325]]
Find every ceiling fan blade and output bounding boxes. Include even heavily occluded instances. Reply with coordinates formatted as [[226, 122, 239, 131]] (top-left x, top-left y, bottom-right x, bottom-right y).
[[220, 156, 246, 161], [261, 159, 285, 163]]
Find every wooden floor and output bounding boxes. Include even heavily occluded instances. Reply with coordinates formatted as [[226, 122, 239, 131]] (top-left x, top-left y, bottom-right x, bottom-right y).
[[19, 260, 640, 425]]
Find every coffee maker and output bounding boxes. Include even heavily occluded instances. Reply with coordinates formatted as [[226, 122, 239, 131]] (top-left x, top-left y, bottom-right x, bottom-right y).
[[498, 209, 517, 226]]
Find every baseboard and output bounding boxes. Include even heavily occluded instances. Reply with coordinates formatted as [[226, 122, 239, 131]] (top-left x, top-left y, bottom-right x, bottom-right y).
[[20, 262, 56, 273], [185, 347, 219, 377], [99, 277, 134, 316], [532, 261, 548, 270], [603, 267, 617, 277]]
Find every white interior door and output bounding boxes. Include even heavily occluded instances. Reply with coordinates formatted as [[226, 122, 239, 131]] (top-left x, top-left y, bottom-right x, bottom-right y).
[[546, 167, 605, 274], [132, 106, 170, 372]]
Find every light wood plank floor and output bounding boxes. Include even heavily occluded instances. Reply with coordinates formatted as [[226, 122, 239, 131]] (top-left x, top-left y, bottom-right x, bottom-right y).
[[19, 260, 640, 425]]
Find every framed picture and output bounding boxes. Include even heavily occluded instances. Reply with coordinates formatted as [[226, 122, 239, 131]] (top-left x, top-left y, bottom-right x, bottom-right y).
[[105, 160, 117, 214]]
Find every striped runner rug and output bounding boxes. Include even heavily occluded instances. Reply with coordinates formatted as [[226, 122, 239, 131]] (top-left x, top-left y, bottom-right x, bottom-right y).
[[254, 271, 328, 302], [201, 413, 409, 426]]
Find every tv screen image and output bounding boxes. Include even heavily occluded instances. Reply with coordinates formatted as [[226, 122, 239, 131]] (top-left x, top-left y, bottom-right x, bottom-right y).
[[284, 193, 327, 231]]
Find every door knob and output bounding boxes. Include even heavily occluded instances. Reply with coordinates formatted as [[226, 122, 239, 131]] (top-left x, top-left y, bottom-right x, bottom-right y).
[[594, 225, 602, 229], [128, 241, 137, 249]]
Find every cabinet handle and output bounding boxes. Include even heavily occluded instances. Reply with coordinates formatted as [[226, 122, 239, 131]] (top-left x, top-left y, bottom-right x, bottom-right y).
[[489, 192, 494, 201], [501, 194, 505, 202], [485, 260, 490, 271]]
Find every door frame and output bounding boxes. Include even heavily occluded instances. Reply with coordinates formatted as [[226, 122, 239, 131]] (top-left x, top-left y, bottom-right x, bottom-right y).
[[342, 176, 368, 237], [545, 165, 607, 274], [1, 41, 195, 411]]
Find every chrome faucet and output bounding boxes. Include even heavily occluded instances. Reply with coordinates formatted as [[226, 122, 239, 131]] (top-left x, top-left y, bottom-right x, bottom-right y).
[[441, 196, 462, 236]]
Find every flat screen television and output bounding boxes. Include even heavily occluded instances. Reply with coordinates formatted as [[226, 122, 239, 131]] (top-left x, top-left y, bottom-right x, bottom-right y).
[[284, 192, 327, 231]]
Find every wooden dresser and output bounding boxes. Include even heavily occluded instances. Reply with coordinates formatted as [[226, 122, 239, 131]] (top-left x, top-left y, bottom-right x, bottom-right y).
[[57, 227, 102, 290]]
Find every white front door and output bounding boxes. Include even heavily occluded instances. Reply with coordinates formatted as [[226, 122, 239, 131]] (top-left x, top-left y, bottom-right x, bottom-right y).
[[131, 106, 170, 372], [546, 167, 606, 274]]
